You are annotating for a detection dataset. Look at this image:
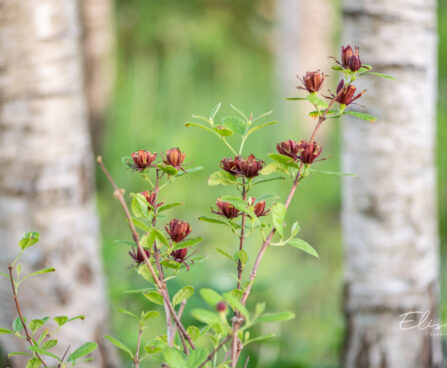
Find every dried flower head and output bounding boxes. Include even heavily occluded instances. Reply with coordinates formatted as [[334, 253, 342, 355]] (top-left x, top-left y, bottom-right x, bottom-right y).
[[129, 247, 151, 264], [131, 150, 157, 170], [171, 248, 188, 263], [236, 154, 264, 178], [163, 148, 185, 169], [250, 198, 270, 217], [220, 157, 239, 176], [276, 140, 300, 160], [297, 140, 322, 164], [212, 199, 241, 219], [298, 70, 325, 93], [165, 219, 192, 243]]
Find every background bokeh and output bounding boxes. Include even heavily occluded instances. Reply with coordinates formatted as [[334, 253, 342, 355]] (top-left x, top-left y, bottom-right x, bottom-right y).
[[97, 1, 447, 367]]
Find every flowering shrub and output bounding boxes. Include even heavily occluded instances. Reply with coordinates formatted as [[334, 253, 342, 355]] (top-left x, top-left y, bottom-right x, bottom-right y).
[[1, 45, 392, 367]]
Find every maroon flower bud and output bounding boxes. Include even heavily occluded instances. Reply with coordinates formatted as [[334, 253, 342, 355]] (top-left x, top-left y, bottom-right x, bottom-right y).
[[298, 70, 325, 93], [212, 199, 241, 219], [297, 140, 322, 165], [250, 198, 270, 217], [236, 154, 264, 178], [129, 247, 151, 264], [163, 148, 185, 169], [220, 157, 239, 176], [341, 45, 354, 68], [216, 302, 227, 313], [141, 191, 163, 210], [131, 150, 157, 170], [335, 80, 366, 106], [171, 248, 188, 263], [165, 219, 192, 243], [276, 140, 300, 160], [349, 55, 362, 72]]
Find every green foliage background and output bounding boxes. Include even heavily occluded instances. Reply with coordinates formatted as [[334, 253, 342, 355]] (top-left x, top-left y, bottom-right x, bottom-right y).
[[96, 1, 447, 367]]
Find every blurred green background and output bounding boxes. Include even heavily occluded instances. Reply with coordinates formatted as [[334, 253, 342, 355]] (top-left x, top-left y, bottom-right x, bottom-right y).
[[96, 1, 447, 367]]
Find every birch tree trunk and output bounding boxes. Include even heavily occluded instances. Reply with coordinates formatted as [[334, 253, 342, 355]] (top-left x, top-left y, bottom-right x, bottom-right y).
[[0, 1, 114, 366], [341, 1, 442, 367], [275, 0, 335, 135]]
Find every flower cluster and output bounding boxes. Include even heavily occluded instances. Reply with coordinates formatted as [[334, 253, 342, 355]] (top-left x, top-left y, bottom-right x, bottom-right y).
[[220, 154, 264, 178], [128, 147, 186, 172], [276, 139, 322, 165]]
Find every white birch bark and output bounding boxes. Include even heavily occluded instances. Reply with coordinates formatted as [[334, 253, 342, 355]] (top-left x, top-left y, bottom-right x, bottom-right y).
[[275, 0, 335, 136], [0, 0, 115, 366], [341, 0, 442, 367]]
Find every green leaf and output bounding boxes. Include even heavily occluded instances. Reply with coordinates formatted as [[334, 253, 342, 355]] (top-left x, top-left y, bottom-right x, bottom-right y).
[[142, 311, 160, 320], [141, 230, 156, 249], [306, 93, 328, 108], [210, 102, 222, 122], [153, 228, 170, 247], [269, 153, 294, 165], [255, 302, 266, 317], [344, 110, 377, 123], [138, 264, 156, 283], [158, 164, 179, 176], [331, 65, 344, 71], [54, 316, 68, 327], [176, 165, 204, 177], [253, 110, 273, 121], [208, 170, 238, 186], [216, 248, 235, 263], [117, 308, 138, 319], [234, 250, 248, 267], [257, 311, 295, 323], [144, 345, 162, 355], [200, 288, 223, 307], [245, 333, 276, 346], [229, 104, 248, 120], [223, 293, 249, 321], [220, 196, 257, 219], [28, 346, 60, 361], [25, 357, 42, 368], [185, 121, 217, 136], [271, 203, 286, 239], [365, 71, 395, 80], [144, 291, 164, 305], [0, 271, 10, 278], [260, 162, 288, 175], [286, 238, 319, 258], [308, 168, 355, 177], [199, 216, 228, 226], [290, 222, 300, 237], [0, 327, 13, 334], [131, 218, 151, 232], [172, 286, 194, 306], [163, 347, 187, 368], [21, 268, 55, 283], [285, 97, 307, 101], [214, 125, 234, 137], [221, 116, 246, 135], [113, 239, 136, 247], [67, 342, 97, 362], [29, 319, 46, 333], [19, 232, 40, 250], [42, 339, 57, 349], [104, 335, 133, 357], [187, 348, 208, 368], [12, 317, 24, 332], [173, 237, 202, 250], [158, 202, 184, 213], [131, 194, 146, 218], [191, 309, 221, 325], [246, 121, 278, 137], [186, 326, 200, 341], [68, 315, 85, 322], [253, 176, 285, 185]]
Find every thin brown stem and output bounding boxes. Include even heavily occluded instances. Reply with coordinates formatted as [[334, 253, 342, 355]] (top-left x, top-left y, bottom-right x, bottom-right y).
[[198, 335, 232, 368], [97, 158, 195, 351], [134, 326, 143, 368], [231, 91, 343, 366], [8, 266, 48, 367]]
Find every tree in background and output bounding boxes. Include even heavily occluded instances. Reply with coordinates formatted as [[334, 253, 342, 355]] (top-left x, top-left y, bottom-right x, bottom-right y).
[[0, 0, 115, 366], [341, 0, 442, 367]]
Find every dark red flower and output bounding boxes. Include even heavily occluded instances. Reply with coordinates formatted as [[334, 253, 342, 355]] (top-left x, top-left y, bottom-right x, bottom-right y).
[[250, 198, 270, 217], [236, 154, 264, 178], [335, 80, 366, 106], [129, 247, 151, 264], [341, 45, 354, 68], [131, 150, 157, 170], [171, 248, 188, 263], [276, 140, 300, 160], [335, 45, 365, 72], [216, 302, 227, 313], [163, 148, 185, 169], [141, 191, 163, 210], [212, 199, 241, 219], [220, 157, 239, 176], [297, 140, 322, 164], [165, 219, 192, 243], [298, 70, 325, 93]]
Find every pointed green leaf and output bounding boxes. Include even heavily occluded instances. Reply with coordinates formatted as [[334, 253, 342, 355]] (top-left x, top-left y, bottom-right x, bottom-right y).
[[158, 202, 184, 213], [173, 237, 202, 250], [104, 335, 133, 357], [12, 317, 24, 332], [271, 203, 286, 238], [306, 93, 328, 108], [158, 164, 179, 176], [291, 222, 300, 237], [200, 288, 223, 307], [0, 327, 13, 334], [117, 308, 138, 319], [223, 293, 249, 321], [246, 121, 278, 137], [344, 110, 377, 123], [308, 168, 355, 177], [260, 162, 289, 175], [191, 309, 221, 325], [67, 342, 97, 362], [144, 291, 164, 305], [208, 171, 238, 186], [42, 340, 57, 349], [286, 238, 319, 258], [28, 346, 60, 361], [186, 326, 200, 341], [229, 104, 248, 120], [216, 248, 235, 263], [214, 125, 234, 137], [245, 333, 276, 346], [25, 357, 42, 368], [199, 216, 228, 226], [142, 311, 160, 320], [365, 71, 395, 80], [210, 102, 222, 122], [221, 116, 246, 135], [131, 218, 151, 232], [185, 122, 217, 136], [54, 316, 68, 327], [257, 311, 295, 323], [163, 347, 187, 368], [172, 286, 194, 306], [285, 97, 307, 101], [19, 232, 40, 250], [187, 348, 208, 368]]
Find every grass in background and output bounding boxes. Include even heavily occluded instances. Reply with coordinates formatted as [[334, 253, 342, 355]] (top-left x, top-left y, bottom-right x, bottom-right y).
[[97, 0, 447, 367]]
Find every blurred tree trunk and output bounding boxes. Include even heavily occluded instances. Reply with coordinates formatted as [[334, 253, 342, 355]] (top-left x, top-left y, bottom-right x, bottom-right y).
[[275, 0, 335, 136], [0, 0, 116, 366], [80, 0, 115, 154], [341, 1, 442, 367]]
